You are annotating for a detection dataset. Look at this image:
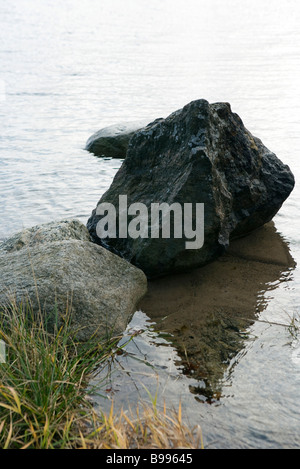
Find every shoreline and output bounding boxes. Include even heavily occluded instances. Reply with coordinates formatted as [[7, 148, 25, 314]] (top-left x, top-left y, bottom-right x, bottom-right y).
[[0, 221, 296, 448]]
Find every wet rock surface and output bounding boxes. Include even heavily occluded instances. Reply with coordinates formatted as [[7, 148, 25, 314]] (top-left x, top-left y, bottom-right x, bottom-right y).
[[87, 99, 295, 278]]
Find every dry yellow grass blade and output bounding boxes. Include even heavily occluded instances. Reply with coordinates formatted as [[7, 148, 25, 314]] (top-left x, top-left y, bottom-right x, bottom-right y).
[[82, 401, 203, 450], [0, 299, 204, 449]]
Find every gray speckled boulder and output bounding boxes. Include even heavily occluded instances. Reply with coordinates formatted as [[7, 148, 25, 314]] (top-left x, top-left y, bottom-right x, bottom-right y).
[[0, 219, 91, 253], [87, 99, 295, 278], [85, 120, 154, 158], [0, 219, 147, 341]]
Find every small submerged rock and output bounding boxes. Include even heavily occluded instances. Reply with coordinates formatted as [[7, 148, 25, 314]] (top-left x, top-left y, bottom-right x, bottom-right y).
[[87, 99, 295, 278], [85, 120, 152, 158], [0, 219, 147, 341]]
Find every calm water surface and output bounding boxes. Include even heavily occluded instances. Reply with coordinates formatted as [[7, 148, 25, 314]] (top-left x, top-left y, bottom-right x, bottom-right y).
[[1, 0, 300, 448]]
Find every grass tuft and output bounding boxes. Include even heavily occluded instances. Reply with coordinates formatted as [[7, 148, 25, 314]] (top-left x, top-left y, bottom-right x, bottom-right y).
[[81, 400, 203, 450], [0, 299, 202, 449]]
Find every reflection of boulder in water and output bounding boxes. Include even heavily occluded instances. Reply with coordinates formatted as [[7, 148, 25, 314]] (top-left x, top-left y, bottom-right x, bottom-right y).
[[139, 221, 296, 403], [173, 311, 251, 404]]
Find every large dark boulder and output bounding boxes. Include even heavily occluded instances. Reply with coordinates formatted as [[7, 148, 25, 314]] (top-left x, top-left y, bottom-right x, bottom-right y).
[[87, 99, 295, 278]]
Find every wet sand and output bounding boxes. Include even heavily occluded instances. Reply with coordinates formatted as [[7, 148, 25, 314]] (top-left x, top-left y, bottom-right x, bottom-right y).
[[138, 222, 296, 400]]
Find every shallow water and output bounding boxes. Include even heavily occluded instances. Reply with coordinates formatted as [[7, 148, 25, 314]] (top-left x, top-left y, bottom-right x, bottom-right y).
[[1, 0, 300, 448]]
